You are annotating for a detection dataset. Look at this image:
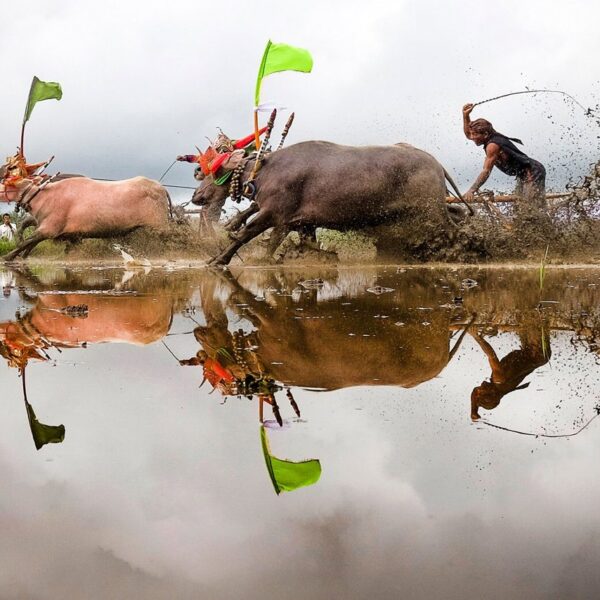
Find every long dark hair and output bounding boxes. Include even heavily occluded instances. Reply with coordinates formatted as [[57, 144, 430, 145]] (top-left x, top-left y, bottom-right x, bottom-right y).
[[470, 118, 495, 137], [470, 118, 523, 145]]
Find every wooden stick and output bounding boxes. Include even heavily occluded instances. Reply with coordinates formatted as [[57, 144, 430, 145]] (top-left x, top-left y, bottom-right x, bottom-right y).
[[277, 113, 295, 150], [446, 192, 571, 204], [246, 109, 277, 187]]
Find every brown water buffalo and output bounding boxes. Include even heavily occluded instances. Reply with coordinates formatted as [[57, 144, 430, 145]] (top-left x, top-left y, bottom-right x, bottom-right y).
[[192, 141, 469, 265], [3, 176, 172, 261]]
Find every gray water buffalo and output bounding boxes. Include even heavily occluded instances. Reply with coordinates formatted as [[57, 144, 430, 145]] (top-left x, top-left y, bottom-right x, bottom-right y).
[[192, 141, 469, 265], [3, 176, 171, 261]]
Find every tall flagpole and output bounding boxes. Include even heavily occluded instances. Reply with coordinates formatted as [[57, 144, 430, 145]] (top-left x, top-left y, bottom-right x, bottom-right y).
[[254, 109, 260, 149], [20, 122, 26, 156], [254, 41, 271, 150], [20, 77, 36, 156]]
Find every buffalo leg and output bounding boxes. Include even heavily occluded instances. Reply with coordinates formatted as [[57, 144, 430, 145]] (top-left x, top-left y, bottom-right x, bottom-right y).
[[3, 233, 47, 262], [297, 225, 319, 251], [224, 203, 259, 233], [21, 245, 36, 259], [266, 226, 290, 261], [209, 212, 272, 266], [16, 214, 37, 243], [198, 209, 216, 238]]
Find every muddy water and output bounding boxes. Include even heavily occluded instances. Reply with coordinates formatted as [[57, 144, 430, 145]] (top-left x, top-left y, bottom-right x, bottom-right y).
[[1, 264, 599, 600]]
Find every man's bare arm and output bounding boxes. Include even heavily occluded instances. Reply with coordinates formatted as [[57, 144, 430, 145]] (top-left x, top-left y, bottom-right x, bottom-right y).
[[464, 143, 500, 200], [470, 331, 502, 372], [463, 103, 474, 139]]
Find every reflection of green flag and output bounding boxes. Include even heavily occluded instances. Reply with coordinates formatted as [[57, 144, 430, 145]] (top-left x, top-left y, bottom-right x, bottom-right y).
[[25, 400, 65, 450], [254, 40, 313, 106], [24, 76, 63, 123], [260, 426, 321, 495]]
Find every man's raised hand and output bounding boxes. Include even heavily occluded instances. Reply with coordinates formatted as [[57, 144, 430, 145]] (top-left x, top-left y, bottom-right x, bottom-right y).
[[463, 103, 475, 116]]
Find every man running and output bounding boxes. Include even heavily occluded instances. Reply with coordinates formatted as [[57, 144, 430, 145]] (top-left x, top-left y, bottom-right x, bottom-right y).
[[462, 104, 546, 210]]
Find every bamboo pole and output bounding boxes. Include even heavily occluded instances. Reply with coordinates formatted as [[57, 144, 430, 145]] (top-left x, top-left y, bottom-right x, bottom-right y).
[[446, 192, 571, 204], [253, 110, 260, 150]]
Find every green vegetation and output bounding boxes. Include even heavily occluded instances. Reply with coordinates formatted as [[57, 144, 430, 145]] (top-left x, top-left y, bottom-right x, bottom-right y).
[[0, 239, 16, 256], [316, 229, 376, 262]]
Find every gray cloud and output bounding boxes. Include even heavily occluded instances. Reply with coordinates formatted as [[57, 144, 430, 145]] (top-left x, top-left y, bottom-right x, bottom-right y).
[[1, 0, 599, 205]]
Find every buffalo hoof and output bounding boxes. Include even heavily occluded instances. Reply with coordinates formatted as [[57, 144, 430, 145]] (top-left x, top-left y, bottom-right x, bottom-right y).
[[223, 220, 240, 232], [207, 257, 228, 268], [261, 254, 283, 265]]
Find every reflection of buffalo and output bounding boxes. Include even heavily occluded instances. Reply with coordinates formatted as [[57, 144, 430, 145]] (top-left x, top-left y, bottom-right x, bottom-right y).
[[193, 272, 470, 392], [29, 294, 173, 347], [1, 292, 173, 369], [0, 286, 175, 451], [244, 307, 455, 390]]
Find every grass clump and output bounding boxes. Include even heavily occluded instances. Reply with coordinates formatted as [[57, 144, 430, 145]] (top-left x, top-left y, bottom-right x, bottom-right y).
[[0, 239, 16, 256]]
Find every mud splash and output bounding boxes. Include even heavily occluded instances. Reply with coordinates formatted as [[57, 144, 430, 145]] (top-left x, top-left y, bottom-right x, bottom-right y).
[[3, 160, 600, 265]]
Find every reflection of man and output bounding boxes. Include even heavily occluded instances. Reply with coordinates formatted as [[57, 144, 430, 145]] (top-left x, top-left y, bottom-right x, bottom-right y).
[[470, 326, 550, 421], [0, 213, 16, 242], [1, 269, 14, 297], [462, 104, 546, 210]]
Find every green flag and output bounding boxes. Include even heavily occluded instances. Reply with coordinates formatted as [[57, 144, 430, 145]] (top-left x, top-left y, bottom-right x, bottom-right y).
[[23, 76, 63, 123], [260, 426, 321, 495], [254, 40, 313, 107], [25, 399, 65, 451]]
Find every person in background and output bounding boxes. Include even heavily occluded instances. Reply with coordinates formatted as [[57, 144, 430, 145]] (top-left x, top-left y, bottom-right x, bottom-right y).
[[0, 213, 16, 242]]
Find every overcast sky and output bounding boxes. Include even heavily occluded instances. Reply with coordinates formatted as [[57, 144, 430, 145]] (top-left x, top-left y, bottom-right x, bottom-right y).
[[2, 0, 599, 202]]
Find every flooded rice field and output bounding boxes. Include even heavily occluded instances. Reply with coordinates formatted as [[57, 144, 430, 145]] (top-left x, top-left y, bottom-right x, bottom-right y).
[[1, 264, 600, 600]]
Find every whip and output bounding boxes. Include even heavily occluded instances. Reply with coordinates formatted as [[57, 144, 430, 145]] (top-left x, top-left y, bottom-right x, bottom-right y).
[[473, 88, 595, 116], [158, 160, 177, 183]]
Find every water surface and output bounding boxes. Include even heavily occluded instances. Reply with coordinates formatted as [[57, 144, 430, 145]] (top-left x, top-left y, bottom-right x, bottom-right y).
[[1, 264, 599, 599]]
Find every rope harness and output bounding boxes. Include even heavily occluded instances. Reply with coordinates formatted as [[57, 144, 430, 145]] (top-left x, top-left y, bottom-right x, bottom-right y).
[[14, 173, 60, 212], [228, 109, 280, 204], [228, 157, 251, 203]]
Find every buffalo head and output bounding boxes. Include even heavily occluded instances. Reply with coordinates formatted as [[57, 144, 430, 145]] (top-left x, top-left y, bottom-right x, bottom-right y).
[[191, 175, 229, 222]]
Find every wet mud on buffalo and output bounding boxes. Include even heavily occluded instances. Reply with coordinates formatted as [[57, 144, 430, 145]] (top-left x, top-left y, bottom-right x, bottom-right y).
[[191, 141, 469, 265]]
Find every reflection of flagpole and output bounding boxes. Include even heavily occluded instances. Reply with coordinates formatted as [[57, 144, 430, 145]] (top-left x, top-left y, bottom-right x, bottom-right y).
[[20, 366, 28, 403], [161, 339, 181, 362]]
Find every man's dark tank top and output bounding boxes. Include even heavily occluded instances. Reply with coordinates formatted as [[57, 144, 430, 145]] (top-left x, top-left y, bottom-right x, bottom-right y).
[[484, 133, 533, 177]]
